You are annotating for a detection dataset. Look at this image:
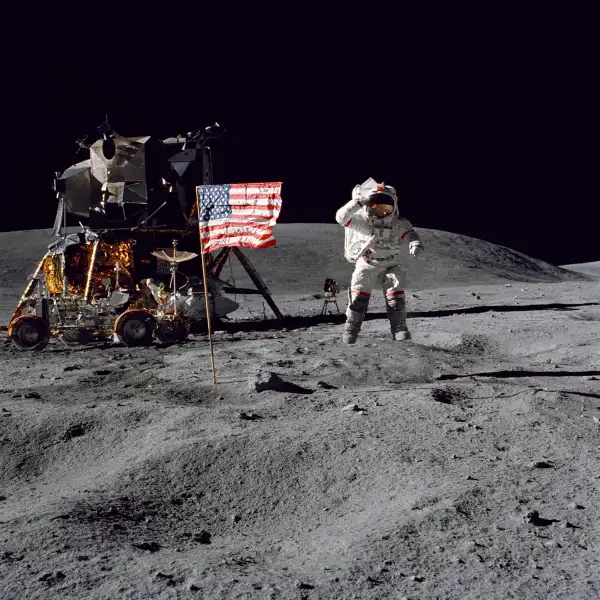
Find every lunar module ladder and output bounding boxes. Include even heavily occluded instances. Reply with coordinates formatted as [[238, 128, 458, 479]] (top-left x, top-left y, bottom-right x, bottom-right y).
[[205, 246, 283, 320]]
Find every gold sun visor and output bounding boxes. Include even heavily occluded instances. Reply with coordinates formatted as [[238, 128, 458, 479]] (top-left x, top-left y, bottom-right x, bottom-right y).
[[366, 191, 395, 218]]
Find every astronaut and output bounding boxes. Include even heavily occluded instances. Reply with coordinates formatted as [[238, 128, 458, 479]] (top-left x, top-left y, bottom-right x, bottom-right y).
[[335, 178, 423, 344]]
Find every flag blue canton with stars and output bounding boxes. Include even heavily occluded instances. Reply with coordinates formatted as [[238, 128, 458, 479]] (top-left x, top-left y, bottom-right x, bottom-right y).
[[199, 184, 233, 222]]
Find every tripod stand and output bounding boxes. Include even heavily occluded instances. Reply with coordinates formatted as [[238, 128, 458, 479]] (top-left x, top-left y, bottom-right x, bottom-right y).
[[320, 279, 340, 315], [321, 293, 340, 315]]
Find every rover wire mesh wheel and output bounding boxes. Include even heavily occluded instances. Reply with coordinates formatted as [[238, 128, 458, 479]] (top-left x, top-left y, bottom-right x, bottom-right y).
[[61, 329, 93, 346], [156, 317, 190, 343], [8, 315, 51, 351], [114, 310, 156, 347]]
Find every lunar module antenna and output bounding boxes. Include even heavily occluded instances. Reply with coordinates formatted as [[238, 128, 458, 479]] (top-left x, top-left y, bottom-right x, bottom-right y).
[[151, 240, 198, 317], [75, 136, 90, 154], [97, 115, 116, 160], [130, 201, 168, 231]]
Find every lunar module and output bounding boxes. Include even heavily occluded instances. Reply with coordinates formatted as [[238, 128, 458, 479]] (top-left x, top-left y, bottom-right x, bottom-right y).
[[7, 120, 244, 350]]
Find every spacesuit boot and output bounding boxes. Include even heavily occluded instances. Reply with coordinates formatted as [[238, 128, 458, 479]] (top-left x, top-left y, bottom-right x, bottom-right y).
[[342, 292, 370, 344], [342, 308, 365, 344], [386, 293, 411, 341]]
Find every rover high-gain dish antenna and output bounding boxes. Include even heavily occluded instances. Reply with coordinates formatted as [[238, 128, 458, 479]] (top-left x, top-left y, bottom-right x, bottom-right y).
[[151, 240, 198, 316], [151, 248, 198, 264]]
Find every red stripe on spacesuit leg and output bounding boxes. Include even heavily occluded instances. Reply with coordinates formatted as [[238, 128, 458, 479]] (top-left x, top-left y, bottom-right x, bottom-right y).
[[385, 290, 405, 296], [400, 230, 413, 240], [351, 290, 371, 296], [344, 219, 352, 227]]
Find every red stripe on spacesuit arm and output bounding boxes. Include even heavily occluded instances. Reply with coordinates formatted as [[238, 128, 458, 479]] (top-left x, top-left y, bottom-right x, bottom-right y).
[[344, 219, 352, 227], [398, 219, 421, 243], [351, 290, 371, 296], [385, 290, 405, 296]]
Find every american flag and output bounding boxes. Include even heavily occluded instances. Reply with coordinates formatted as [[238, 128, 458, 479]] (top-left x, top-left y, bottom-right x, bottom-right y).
[[196, 182, 282, 253]]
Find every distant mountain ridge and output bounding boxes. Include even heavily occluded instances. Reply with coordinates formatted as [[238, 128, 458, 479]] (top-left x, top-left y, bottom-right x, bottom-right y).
[[231, 224, 594, 294]]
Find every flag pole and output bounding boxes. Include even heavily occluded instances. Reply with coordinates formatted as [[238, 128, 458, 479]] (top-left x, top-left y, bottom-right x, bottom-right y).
[[196, 186, 217, 385]]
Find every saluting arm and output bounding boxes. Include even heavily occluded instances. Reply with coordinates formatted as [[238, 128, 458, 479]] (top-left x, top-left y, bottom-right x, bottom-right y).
[[335, 197, 363, 228]]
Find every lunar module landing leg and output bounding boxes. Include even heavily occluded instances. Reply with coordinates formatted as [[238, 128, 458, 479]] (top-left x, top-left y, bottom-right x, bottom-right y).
[[205, 246, 284, 320]]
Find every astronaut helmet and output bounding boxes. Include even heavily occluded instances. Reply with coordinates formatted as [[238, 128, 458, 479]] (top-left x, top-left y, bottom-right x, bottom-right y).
[[364, 183, 398, 219]]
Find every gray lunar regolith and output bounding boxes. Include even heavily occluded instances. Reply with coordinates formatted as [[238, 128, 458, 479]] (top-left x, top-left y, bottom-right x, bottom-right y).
[[0, 225, 598, 599]]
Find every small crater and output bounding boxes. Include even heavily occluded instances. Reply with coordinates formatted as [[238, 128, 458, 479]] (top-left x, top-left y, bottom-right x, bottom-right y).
[[63, 423, 88, 441]]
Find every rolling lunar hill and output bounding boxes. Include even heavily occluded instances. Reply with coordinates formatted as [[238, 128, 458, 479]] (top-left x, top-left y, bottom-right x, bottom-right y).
[[560, 261, 600, 278], [0, 225, 598, 600], [0, 225, 593, 326]]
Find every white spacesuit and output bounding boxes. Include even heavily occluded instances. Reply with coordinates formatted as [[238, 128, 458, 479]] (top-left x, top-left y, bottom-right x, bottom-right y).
[[335, 178, 423, 344]]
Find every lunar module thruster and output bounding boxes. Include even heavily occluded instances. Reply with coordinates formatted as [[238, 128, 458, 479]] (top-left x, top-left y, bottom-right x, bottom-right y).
[[7, 120, 241, 350]]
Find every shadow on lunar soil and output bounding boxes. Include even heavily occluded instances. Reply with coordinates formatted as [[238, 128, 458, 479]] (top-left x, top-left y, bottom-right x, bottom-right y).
[[437, 369, 600, 381], [215, 301, 600, 334]]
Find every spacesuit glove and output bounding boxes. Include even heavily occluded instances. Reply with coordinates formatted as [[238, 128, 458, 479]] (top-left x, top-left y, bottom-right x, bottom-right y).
[[352, 185, 370, 206], [409, 241, 423, 258]]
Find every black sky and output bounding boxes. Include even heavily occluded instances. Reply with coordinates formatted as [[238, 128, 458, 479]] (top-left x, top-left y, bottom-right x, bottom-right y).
[[2, 3, 598, 265]]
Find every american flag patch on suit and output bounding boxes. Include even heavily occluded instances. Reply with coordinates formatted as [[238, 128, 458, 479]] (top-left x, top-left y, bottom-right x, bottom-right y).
[[196, 182, 283, 254]]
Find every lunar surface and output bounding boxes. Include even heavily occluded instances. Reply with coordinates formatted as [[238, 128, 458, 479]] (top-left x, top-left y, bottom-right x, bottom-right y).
[[0, 224, 599, 599]]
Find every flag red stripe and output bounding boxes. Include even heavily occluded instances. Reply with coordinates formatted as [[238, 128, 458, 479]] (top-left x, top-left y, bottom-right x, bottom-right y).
[[228, 194, 282, 200], [199, 207, 280, 217], [200, 218, 273, 227], [228, 213, 272, 219], [229, 204, 281, 212], [203, 238, 277, 252], [200, 222, 275, 231], [204, 235, 275, 246], [199, 221, 273, 233], [230, 183, 282, 189], [201, 231, 273, 243]]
